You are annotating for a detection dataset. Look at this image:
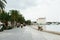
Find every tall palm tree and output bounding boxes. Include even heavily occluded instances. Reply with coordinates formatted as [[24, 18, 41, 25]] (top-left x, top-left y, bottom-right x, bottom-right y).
[[0, 0, 7, 9], [0, 0, 7, 13], [9, 10, 25, 27], [9, 10, 19, 27], [10, 10, 19, 21]]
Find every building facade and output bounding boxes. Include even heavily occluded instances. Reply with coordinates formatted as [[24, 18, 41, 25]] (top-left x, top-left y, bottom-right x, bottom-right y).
[[37, 18, 46, 25]]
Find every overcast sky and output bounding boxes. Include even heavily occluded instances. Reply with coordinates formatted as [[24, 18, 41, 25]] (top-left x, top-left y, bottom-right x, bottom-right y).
[[5, 0, 60, 22]]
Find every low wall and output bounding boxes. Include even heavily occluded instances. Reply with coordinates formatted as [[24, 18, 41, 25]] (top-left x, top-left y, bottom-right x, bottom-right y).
[[32, 25, 60, 35]]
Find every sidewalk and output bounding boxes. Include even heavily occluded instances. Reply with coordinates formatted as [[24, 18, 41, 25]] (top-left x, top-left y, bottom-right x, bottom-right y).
[[0, 26, 60, 40]]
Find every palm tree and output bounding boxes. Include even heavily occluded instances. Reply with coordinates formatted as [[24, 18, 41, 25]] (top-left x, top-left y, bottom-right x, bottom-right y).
[[0, 11, 10, 29], [0, 0, 7, 13], [17, 15, 25, 24], [9, 10, 26, 27], [9, 10, 19, 27]]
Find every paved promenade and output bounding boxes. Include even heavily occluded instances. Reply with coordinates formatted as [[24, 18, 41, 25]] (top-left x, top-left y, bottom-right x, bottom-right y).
[[0, 26, 60, 40]]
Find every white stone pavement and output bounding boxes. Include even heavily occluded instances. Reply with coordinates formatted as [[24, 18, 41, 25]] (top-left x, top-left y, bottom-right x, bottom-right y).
[[0, 26, 60, 40]]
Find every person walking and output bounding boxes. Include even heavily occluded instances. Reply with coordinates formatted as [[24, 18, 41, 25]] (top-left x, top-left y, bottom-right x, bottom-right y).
[[21, 24, 23, 28], [17, 23, 20, 28]]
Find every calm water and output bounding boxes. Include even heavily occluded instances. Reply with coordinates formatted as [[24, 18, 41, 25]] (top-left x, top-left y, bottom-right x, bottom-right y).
[[46, 25, 60, 32]]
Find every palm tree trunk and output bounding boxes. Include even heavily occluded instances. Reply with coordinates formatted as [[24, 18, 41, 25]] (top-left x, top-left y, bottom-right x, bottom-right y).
[[4, 21, 8, 29]]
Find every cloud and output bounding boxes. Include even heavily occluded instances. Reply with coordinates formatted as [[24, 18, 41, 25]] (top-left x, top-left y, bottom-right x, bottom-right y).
[[6, 0, 37, 10], [21, 0, 60, 21], [6, 0, 60, 10], [5, 0, 60, 21]]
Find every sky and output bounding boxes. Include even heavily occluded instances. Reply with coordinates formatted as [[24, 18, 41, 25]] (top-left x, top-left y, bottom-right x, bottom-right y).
[[5, 0, 60, 22]]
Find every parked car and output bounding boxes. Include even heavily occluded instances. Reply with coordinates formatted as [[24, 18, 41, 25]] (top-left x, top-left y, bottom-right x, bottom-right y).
[[0, 22, 4, 31]]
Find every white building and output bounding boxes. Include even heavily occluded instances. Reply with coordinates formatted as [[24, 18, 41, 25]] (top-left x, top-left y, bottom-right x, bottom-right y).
[[37, 18, 46, 25]]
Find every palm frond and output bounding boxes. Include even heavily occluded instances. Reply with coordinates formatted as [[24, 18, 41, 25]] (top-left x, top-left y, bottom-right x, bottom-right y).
[[0, 0, 5, 9], [2, 0, 7, 3]]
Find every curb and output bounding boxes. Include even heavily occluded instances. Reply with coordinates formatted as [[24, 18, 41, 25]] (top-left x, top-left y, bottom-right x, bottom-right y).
[[43, 30, 60, 35]]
